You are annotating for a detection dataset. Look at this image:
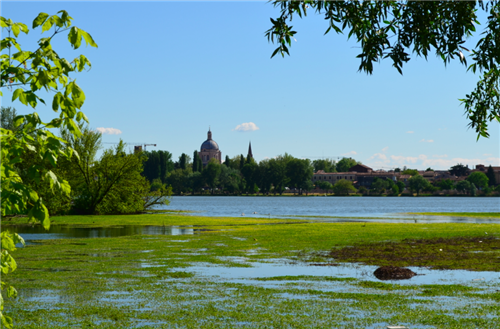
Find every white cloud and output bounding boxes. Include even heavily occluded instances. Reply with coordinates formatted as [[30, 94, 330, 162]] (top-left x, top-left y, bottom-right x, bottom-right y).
[[420, 139, 434, 143], [342, 151, 357, 156], [484, 153, 492, 156], [382, 146, 389, 152], [365, 153, 500, 170], [233, 122, 259, 132], [96, 127, 122, 135], [406, 131, 414, 134]]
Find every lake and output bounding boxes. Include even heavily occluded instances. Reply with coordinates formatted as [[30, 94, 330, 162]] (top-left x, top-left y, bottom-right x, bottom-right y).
[[161, 196, 499, 220]]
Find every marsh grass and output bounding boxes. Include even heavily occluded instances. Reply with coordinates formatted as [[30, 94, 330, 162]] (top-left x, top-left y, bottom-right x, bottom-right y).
[[3, 214, 500, 328]]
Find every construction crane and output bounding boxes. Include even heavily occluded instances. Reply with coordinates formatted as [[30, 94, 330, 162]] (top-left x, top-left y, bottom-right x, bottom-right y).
[[103, 142, 157, 152]]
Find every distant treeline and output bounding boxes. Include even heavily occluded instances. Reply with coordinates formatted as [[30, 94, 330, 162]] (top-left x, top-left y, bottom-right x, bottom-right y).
[[141, 151, 362, 195]]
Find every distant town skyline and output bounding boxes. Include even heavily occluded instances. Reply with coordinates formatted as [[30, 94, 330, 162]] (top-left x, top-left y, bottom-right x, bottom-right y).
[[2, 1, 498, 170]]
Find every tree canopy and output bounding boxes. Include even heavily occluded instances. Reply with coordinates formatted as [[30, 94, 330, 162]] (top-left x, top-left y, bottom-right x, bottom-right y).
[[266, 1, 500, 138]]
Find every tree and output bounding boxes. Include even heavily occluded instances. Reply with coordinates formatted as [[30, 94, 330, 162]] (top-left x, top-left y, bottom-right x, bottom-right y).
[[456, 180, 471, 195], [219, 165, 241, 195], [266, 1, 500, 138], [408, 175, 430, 196], [318, 181, 333, 193], [286, 158, 313, 195], [425, 167, 434, 172], [449, 164, 469, 177], [268, 157, 289, 195], [470, 183, 478, 196], [187, 171, 203, 195], [0, 107, 20, 132], [336, 157, 357, 173], [371, 177, 389, 195], [258, 159, 272, 195], [396, 180, 406, 193], [1, 11, 98, 327], [203, 159, 221, 194], [332, 179, 357, 195], [437, 179, 455, 191], [224, 155, 231, 168], [313, 158, 336, 173], [166, 168, 191, 195], [466, 171, 489, 189], [61, 130, 168, 214], [193, 150, 202, 173], [486, 165, 497, 186], [391, 184, 400, 196], [241, 161, 259, 194], [402, 169, 419, 176]]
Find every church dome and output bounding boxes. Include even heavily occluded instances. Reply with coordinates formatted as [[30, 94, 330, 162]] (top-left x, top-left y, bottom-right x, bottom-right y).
[[201, 139, 219, 150]]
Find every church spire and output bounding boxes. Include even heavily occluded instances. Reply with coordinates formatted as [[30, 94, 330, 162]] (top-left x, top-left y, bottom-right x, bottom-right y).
[[207, 127, 212, 140], [247, 141, 253, 158]]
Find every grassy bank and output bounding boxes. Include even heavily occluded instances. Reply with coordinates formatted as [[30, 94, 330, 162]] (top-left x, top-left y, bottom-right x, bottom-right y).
[[3, 214, 500, 328]]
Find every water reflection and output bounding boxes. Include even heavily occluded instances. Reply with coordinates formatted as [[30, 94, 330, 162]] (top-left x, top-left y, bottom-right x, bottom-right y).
[[5, 225, 195, 246]]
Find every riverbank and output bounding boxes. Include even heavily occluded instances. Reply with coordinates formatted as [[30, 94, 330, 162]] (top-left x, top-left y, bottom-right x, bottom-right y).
[[3, 214, 499, 328]]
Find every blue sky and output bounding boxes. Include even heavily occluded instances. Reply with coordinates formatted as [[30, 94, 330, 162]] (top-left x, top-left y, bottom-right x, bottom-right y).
[[2, 1, 499, 170]]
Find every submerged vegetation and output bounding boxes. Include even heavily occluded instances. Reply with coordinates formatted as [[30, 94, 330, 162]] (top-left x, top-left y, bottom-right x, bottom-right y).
[[2, 214, 500, 327]]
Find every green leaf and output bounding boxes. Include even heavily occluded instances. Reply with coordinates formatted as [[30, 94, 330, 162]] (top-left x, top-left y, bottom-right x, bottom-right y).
[[11, 24, 20, 37], [12, 88, 23, 102], [68, 26, 82, 49], [41, 17, 54, 33], [12, 115, 24, 128], [80, 30, 98, 48], [33, 12, 49, 28], [6, 285, 18, 298]]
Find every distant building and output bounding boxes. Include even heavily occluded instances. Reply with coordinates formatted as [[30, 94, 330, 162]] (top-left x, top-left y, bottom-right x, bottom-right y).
[[348, 164, 373, 173], [199, 128, 221, 166]]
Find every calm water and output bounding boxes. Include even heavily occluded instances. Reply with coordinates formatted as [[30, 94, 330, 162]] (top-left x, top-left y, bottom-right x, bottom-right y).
[[8, 225, 195, 245], [163, 196, 499, 219]]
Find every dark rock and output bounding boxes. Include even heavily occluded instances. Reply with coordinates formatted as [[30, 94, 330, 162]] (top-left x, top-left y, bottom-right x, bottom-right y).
[[374, 266, 417, 280]]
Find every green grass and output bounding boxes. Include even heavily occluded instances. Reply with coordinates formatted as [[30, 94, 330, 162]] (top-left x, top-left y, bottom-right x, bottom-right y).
[[3, 214, 500, 328]]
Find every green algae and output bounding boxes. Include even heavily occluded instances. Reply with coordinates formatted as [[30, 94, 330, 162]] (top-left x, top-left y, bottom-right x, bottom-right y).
[[3, 214, 500, 328]]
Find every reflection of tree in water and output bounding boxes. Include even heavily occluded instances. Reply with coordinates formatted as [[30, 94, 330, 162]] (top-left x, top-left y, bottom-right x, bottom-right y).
[[6, 225, 195, 242]]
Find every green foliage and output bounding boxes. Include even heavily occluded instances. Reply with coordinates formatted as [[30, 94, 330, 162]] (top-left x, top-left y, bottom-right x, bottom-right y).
[[318, 181, 332, 192], [268, 156, 290, 195], [193, 151, 202, 173], [313, 158, 336, 173], [266, 1, 499, 138], [62, 129, 165, 214], [396, 180, 406, 193], [203, 159, 221, 194], [335, 157, 357, 173], [486, 165, 497, 186], [466, 171, 489, 189], [166, 168, 191, 195], [142, 150, 174, 183], [1, 11, 97, 327], [402, 169, 419, 176], [286, 158, 313, 195], [332, 179, 357, 195], [436, 179, 455, 191], [456, 180, 472, 195], [391, 184, 400, 196], [449, 163, 469, 177], [408, 175, 431, 196]]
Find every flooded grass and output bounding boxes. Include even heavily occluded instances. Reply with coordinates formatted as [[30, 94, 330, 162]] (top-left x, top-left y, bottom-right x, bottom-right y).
[[2, 214, 500, 328]]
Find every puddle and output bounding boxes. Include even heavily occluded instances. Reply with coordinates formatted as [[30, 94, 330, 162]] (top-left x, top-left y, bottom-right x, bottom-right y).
[[185, 259, 500, 286], [5, 225, 198, 246]]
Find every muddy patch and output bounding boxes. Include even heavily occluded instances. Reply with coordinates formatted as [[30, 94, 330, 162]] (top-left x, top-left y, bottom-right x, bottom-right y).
[[328, 236, 500, 271]]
